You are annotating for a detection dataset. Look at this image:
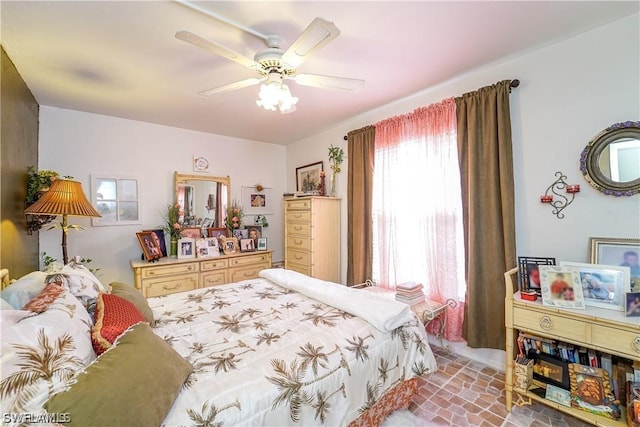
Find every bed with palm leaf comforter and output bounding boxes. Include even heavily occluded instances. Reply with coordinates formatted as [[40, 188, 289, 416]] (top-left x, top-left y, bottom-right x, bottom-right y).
[[0, 266, 435, 427], [152, 268, 437, 426]]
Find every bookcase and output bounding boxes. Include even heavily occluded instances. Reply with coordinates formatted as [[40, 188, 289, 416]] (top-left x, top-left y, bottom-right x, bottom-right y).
[[505, 267, 640, 426]]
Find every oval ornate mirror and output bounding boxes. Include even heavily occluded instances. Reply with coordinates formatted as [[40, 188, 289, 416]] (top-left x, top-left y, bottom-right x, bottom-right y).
[[174, 172, 230, 228], [580, 121, 640, 196]]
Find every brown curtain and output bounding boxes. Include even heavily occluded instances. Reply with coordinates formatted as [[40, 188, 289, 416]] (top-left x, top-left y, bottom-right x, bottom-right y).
[[455, 80, 516, 350], [347, 125, 376, 286]]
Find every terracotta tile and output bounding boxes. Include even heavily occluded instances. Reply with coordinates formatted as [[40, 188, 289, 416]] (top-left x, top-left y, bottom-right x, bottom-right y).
[[435, 406, 453, 421], [478, 410, 504, 426], [462, 401, 483, 414]]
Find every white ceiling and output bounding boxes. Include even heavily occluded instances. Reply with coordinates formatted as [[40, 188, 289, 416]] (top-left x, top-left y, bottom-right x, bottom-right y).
[[2, 1, 638, 145]]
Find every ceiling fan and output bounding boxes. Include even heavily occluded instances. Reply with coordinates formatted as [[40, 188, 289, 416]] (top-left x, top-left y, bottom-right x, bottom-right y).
[[175, 4, 364, 113]]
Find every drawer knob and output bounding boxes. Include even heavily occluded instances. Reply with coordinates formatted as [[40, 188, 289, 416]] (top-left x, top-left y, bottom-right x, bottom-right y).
[[294, 226, 302, 231], [295, 254, 303, 260], [294, 239, 303, 245], [539, 315, 553, 330], [163, 283, 182, 291], [632, 337, 640, 354], [294, 214, 302, 218], [188, 266, 194, 271], [148, 271, 155, 275]]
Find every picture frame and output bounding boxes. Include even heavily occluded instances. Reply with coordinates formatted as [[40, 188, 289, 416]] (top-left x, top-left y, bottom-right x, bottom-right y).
[[590, 237, 640, 291], [539, 265, 584, 309], [143, 228, 167, 257], [626, 292, 640, 317], [207, 227, 228, 247], [195, 237, 220, 258], [568, 364, 620, 419], [517, 256, 556, 295], [256, 237, 267, 251], [296, 161, 323, 192], [241, 186, 274, 215], [136, 231, 162, 261], [560, 261, 630, 311], [239, 238, 255, 252], [180, 227, 202, 239], [532, 352, 571, 391], [178, 237, 196, 259], [232, 229, 248, 241], [245, 225, 262, 242], [545, 384, 571, 407], [221, 236, 239, 255]]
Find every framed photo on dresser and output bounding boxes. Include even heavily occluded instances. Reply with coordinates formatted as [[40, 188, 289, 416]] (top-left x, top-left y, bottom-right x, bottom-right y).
[[590, 237, 640, 291], [178, 237, 196, 259], [517, 256, 556, 296], [560, 261, 630, 311]]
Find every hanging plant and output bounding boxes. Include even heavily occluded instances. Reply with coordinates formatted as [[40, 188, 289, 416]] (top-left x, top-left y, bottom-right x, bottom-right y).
[[26, 166, 60, 204]]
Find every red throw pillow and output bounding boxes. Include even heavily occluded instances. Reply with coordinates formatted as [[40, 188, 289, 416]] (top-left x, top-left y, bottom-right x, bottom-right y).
[[22, 281, 64, 313], [92, 293, 145, 355]]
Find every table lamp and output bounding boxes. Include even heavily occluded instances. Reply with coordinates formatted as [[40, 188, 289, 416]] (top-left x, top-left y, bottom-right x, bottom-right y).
[[24, 179, 101, 264]]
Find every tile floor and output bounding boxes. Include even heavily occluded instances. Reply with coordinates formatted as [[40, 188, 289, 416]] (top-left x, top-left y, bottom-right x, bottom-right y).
[[408, 345, 592, 426]]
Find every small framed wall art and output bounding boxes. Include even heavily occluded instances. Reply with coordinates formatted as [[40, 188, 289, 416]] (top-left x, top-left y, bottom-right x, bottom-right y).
[[296, 161, 323, 192]]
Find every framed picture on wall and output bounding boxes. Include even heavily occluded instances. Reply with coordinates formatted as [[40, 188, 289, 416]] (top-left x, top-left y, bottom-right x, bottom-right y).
[[590, 237, 640, 291], [296, 161, 323, 192]]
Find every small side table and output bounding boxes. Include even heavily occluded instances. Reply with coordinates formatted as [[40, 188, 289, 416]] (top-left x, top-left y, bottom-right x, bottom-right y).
[[411, 298, 457, 351]]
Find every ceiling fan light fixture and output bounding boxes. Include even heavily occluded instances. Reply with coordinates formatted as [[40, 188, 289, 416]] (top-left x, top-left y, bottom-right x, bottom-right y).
[[256, 76, 298, 113]]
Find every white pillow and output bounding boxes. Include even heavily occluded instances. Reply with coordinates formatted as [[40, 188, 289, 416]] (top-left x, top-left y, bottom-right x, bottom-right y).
[[0, 298, 16, 310], [1, 289, 95, 415], [0, 271, 47, 309]]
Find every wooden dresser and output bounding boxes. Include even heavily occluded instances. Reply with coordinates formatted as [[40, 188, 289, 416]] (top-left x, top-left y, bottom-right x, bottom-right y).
[[130, 251, 272, 298], [284, 196, 340, 282], [504, 267, 640, 426]]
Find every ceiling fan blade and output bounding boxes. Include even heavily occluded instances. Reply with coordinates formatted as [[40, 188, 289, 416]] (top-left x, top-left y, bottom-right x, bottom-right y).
[[176, 30, 263, 72], [281, 18, 340, 69], [293, 74, 364, 91], [198, 77, 265, 96]]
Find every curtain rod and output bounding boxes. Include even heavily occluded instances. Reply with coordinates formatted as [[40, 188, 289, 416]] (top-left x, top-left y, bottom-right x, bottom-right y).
[[342, 79, 520, 140]]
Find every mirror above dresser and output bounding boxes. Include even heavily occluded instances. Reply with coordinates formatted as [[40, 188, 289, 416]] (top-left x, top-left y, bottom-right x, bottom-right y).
[[174, 172, 230, 227]]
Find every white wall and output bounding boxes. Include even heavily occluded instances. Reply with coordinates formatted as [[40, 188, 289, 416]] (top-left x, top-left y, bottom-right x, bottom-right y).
[[287, 14, 639, 368], [38, 107, 286, 284], [287, 13, 640, 283]]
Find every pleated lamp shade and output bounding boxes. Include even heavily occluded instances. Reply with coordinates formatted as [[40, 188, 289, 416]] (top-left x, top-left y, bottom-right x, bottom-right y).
[[24, 179, 101, 218]]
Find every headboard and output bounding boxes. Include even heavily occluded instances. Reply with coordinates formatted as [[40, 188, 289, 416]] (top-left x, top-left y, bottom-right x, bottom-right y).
[[1, 268, 10, 290]]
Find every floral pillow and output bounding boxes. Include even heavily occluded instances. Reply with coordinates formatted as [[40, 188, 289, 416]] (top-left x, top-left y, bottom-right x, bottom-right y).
[[46, 263, 105, 320], [22, 282, 64, 313], [0, 289, 95, 419]]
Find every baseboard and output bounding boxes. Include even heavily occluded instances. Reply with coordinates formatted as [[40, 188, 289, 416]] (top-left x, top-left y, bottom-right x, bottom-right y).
[[427, 335, 506, 372]]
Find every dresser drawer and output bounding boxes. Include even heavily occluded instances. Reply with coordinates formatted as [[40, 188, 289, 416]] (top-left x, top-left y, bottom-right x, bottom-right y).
[[287, 222, 311, 236], [142, 273, 199, 298], [287, 236, 310, 251], [592, 324, 640, 359], [201, 270, 228, 288], [285, 199, 311, 210], [201, 258, 228, 271], [286, 211, 311, 223], [229, 266, 264, 282], [287, 263, 311, 277], [229, 253, 271, 268], [512, 307, 588, 343], [286, 249, 310, 266], [141, 263, 198, 279]]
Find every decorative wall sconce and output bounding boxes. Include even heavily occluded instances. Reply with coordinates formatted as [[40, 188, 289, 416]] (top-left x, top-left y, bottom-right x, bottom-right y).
[[540, 171, 580, 219]]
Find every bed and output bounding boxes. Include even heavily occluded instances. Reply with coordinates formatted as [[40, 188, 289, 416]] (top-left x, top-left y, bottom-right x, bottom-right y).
[[0, 264, 436, 426]]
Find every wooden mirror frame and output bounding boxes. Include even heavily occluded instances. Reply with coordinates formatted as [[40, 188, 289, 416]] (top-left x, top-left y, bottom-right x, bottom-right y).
[[174, 172, 231, 228], [580, 121, 640, 196]]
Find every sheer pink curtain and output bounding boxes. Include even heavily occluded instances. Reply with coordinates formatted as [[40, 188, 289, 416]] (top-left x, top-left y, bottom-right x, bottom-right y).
[[372, 98, 465, 341]]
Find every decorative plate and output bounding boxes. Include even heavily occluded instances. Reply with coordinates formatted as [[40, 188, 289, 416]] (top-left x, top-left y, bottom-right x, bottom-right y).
[[193, 156, 209, 172]]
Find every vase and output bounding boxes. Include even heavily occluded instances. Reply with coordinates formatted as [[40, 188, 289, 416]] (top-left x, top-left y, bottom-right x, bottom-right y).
[[330, 172, 337, 197], [170, 238, 178, 257]]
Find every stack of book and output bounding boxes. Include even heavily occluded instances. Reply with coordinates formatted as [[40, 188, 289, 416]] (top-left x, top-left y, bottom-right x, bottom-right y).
[[395, 282, 425, 306]]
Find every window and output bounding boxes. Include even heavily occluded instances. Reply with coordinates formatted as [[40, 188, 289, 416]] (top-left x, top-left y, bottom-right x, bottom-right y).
[[91, 175, 141, 226]]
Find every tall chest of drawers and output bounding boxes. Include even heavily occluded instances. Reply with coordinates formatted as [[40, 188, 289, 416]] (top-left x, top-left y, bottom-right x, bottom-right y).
[[284, 196, 340, 282], [130, 251, 272, 298]]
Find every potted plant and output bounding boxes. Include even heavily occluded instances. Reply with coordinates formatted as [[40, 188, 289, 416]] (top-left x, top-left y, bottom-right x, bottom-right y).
[[328, 145, 344, 197], [25, 166, 61, 234]]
